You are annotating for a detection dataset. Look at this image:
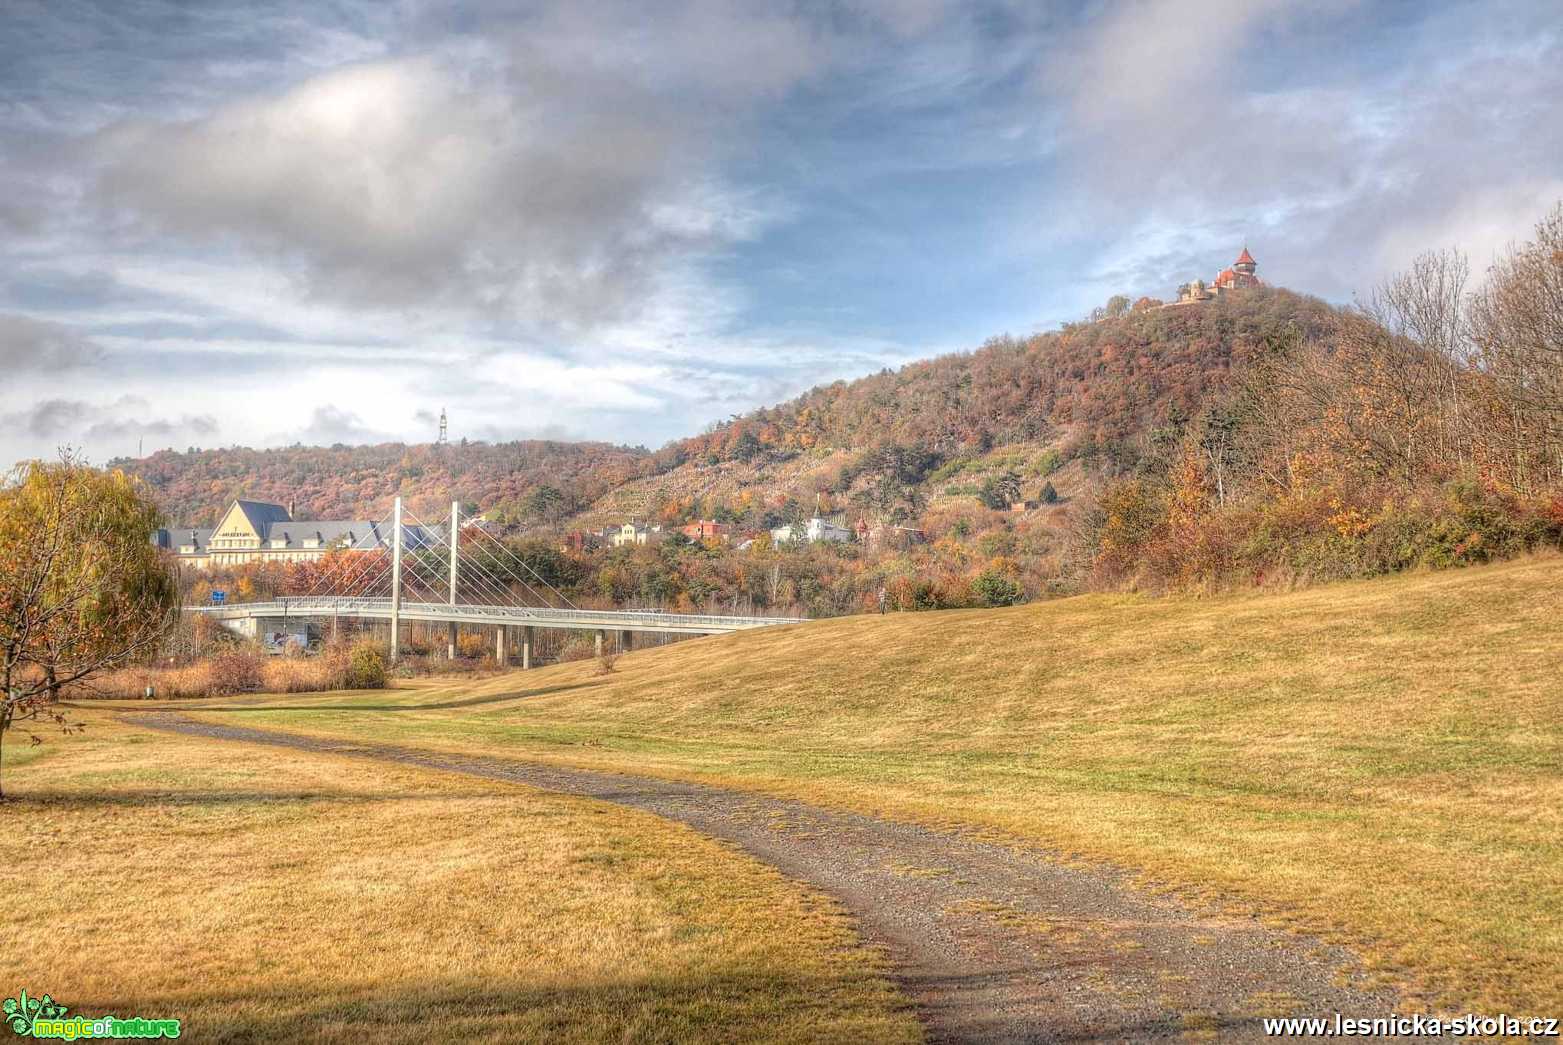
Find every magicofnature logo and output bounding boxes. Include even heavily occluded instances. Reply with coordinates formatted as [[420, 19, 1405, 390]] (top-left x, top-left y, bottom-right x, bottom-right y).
[[4, 989, 180, 1039], [4, 992, 66, 1036]]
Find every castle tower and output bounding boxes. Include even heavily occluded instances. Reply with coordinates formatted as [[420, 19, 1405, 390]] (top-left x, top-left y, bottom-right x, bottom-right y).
[[1233, 246, 1257, 277], [438, 408, 448, 445]]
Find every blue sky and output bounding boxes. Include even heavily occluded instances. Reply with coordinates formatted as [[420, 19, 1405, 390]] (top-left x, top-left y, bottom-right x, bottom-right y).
[[2, 0, 1560, 465]]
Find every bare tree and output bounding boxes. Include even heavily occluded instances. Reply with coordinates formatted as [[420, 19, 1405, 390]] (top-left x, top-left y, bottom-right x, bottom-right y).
[[0, 454, 179, 798], [1468, 204, 1563, 491], [1363, 248, 1473, 468]]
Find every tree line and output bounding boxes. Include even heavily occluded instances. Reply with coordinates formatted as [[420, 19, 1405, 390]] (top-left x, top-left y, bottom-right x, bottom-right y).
[[1081, 203, 1563, 588]]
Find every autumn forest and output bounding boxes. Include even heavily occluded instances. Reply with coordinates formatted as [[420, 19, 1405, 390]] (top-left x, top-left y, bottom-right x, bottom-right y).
[[117, 204, 1563, 620]]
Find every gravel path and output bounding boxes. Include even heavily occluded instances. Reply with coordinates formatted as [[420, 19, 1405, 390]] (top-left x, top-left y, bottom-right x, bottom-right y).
[[130, 713, 1394, 1043]]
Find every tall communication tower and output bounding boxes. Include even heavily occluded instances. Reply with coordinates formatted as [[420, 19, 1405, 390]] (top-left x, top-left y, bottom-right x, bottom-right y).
[[437, 408, 448, 445]]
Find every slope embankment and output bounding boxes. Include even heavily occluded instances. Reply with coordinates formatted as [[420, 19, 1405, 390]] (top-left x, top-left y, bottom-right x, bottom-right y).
[[164, 555, 1563, 1015]]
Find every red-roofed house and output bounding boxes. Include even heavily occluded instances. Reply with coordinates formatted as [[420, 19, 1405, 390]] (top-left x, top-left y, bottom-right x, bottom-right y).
[[1176, 248, 1263, 303]]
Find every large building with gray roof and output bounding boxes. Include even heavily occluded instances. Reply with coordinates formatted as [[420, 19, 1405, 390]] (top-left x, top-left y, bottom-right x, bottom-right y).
[[152, 498, 436, 569]]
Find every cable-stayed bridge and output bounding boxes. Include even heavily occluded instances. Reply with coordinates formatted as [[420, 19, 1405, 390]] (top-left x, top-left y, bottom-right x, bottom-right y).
[[186, 498, 806, 665]]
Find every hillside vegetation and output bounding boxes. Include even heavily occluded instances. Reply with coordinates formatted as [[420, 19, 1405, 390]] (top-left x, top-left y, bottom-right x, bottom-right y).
[[179, 555, 1563, 1016], [117, 203, 1563, 614], [115, 440, 653, 527], [121, 288, 1332, 528]]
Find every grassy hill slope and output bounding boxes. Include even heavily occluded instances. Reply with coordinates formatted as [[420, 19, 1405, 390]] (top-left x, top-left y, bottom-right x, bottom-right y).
[[180, 554, 1563, 1013]]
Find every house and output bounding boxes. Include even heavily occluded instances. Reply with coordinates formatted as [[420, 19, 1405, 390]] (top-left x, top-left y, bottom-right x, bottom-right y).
[[807, 517, 853, 543], [610, 522, 662, 547], [153, 498, 435, 570], [1175, 247, 1262, 304], [771, 517, 854, 545], [679, 520, 731, 543]]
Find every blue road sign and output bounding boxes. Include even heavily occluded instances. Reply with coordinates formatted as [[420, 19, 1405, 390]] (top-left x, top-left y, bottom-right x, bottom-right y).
[[211, 591, 226, 604]]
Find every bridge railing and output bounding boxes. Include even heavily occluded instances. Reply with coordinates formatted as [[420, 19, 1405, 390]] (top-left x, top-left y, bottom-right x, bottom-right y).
[[187, 596, 807, 631]]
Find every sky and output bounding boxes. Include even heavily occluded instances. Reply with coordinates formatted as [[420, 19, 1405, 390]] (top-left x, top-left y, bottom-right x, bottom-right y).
[[2, 0, 1560, 467]]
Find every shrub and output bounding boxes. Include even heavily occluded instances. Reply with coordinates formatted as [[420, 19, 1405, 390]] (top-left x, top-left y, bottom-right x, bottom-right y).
[[596, 648, 619, 675], [208, 650, 264, 696], [970, 570, 1023, 607], [346, 642, 388, 689]]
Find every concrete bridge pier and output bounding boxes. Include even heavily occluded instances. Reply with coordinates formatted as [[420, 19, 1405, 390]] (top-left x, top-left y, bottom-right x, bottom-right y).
[[619, 630, 633, 653], [447, 622, 457, 661], [521, 626, 533, 670], [496, 626, 508, 666], [594, 630, 605, 658]]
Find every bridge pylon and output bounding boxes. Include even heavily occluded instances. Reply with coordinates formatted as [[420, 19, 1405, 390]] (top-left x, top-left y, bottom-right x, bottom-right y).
[[447, 500, 459, 660], [389, 496, 403, 664]]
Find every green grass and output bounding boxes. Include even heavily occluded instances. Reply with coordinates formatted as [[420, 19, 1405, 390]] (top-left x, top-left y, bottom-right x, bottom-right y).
[[151, 555, 1563, 1014]]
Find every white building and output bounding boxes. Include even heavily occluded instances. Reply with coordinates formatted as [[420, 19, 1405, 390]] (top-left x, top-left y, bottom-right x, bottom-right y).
[[770, 517, 853, 546], [610, 522, 662, 547]]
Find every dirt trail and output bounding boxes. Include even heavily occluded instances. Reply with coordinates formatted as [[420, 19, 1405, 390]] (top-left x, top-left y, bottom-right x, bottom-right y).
[[131, 713, 1393, 1043]]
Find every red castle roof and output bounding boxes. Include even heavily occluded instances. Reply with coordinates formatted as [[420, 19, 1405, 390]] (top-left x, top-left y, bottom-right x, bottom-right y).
[[1236, 246, 1256, 266]]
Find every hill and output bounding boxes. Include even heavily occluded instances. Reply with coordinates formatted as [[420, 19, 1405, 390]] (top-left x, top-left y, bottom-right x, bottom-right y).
[[119, 288, 1341, 530], [114, 439, 655, 528], [119, 289, 1361, 612], [573, 287, 1340, 530], [113, 200, 1563, 611], [173, 554, 1563, 1016]]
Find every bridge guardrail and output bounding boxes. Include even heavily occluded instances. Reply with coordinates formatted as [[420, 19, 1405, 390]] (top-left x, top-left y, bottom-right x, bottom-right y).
[[186, 597, 807, 633]]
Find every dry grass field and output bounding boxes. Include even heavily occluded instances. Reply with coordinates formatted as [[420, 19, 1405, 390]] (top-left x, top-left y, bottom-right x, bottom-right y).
[[0, 717, 918, 1043], [160, 555, 1563, 1017]]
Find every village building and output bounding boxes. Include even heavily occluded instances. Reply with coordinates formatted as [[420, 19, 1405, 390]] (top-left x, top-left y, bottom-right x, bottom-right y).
[[770, 516, 854, 546], [153, 498, 435, 570], [1175, 247, 1262, 304], [610, 522, 662, 547], [679, 520, 731, 543]]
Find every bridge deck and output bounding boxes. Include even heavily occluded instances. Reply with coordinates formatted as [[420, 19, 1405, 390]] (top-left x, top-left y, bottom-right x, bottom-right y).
[[189, 597, 807, 636]]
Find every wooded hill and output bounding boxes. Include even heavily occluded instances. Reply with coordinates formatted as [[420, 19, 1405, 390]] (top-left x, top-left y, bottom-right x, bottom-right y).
[[116, 440, 654, 527], [119, 287, 1340, 529], [116, 202, 1563, 614]]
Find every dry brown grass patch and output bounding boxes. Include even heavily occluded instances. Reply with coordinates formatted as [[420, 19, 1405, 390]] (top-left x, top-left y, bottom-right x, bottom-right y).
[[0, 716, 917, 1043], [165, 555, 1563, 1015]]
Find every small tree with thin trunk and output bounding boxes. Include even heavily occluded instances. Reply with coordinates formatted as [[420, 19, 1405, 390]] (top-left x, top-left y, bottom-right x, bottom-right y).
[[0, 454, 179, 799]]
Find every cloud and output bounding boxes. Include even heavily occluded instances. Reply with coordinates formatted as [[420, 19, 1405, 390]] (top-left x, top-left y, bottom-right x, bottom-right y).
[[297, 405, 396, 446], [1, 395, 218, 446], [2, 0, 1561, 466], [1039, 0, 1563, 304], [0, 314, 103, 370], [87, 16, 798, 332]]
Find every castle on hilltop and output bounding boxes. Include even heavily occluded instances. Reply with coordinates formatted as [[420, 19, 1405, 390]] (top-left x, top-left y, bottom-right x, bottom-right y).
[[1175, 247, 1261, 304]]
